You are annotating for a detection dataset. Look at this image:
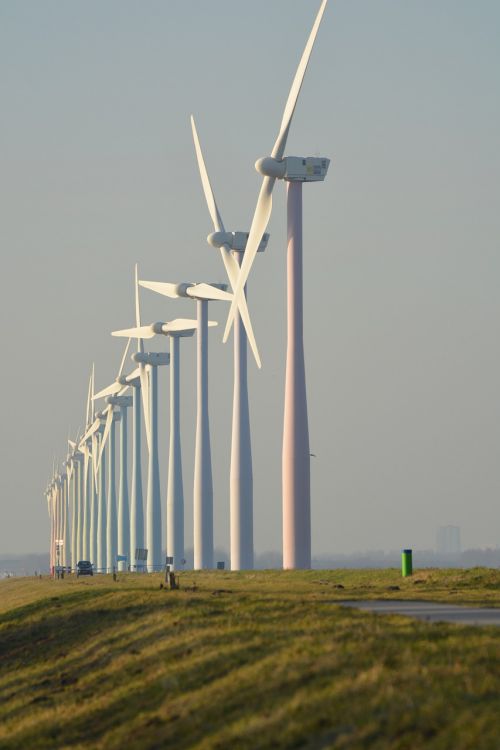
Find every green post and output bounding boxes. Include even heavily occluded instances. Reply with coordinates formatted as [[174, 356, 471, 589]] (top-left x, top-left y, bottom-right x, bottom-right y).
[[401, 549, 413, 577]]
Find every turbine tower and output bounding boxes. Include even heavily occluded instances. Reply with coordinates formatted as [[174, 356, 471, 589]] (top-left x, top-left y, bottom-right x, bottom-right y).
[[223, 0, 329, 569], [190, 117, 270, 569], [67, 440, 84, 567], [139, 280, 228, 570], [61, 471, 69, 568], [66, 454, 77, 571], [76, 370, 94, 563], [96, 419, 107, 573], [74, 452, 84, 564], [110, 393, 132, 571], [129, 373, 144, 571]]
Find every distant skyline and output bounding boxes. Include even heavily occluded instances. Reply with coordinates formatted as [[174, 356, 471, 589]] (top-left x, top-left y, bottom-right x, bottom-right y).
[[1, 0, 499, 555]]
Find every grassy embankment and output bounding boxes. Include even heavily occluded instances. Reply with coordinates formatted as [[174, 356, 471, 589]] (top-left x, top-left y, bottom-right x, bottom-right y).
[[0, 568, 499, 749]]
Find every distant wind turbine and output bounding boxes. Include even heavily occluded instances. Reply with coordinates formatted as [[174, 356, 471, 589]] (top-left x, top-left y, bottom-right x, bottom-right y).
[[139, 279, 228, 570]]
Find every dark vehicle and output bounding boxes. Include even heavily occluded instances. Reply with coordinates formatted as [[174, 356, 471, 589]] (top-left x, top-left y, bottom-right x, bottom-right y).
[[76, 561, 93, 577]]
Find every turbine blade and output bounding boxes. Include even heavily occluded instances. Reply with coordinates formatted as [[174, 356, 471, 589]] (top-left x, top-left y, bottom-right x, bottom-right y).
[[222, 175, 274, 344], [139, 280, 182, 298], [117, 338, 131, 378], [135, 264, 141, 328], [82, 417, 100, 444], [272, 0, 327, 160], [187, 283, 233, 302], [83, 449, 89, 501], [219, 246, 240, 288], [124, 366, 141, 383], [112, 325, 155, 339], [135, 264, 145, 356], [162, 318, 198, 333], [190, 115, 225, 233], [93, 381, 122, 400], [85, 370, 92, 427], [139, 365, 151, 452], [97, 407, 113, 471], [92, 433, 99, 493], [223, 0, 327, 349]]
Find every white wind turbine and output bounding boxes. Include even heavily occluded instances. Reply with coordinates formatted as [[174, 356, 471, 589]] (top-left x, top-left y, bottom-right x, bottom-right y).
[[75, 369, 95, 563], [65, 440, 81, 571], [112, 272, 169, 572], [47, 488, 54, 572], [113, 318, 207, 571], [139, 278, 228, 570], [44, 486, 51, 570], [190, 116, 270, 570], [59, 469, 69, 569], [222, 0, 330, 569], [94, 367, 141, 571], [80, 368, 112, 572], [93, 340, 135, 572], [64, 456, 75, 569], [93, 268, 148, 571], [81, 409, 106, 571], [67, 441, 82, 567], [46, 473, 57, 572], [49, 475, 59, 572]]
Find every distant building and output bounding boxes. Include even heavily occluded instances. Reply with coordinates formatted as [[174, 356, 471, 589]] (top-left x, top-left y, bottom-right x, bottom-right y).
[[436, 526, 461, 556]]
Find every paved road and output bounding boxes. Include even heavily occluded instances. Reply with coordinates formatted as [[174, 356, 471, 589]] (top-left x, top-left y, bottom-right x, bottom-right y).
[[339, 600, 500, 626]]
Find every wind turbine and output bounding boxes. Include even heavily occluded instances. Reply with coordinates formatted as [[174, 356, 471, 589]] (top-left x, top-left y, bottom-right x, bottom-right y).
[[75, 369, 95, 563], [70, 447, 84, 565], [113, 318, 205, 571], [50, 475, 59, 573], [66, 448, 78, 571], [80, 422, 105, 568], [190, 116, 270, 570], [93, 367, 140, 572], [67, 442, 79, 568], [127, 371, 144, 571], [222, 0, 330, 569], [93, 341, 135, 572], [46, 475, 57, 572], [139, 279, 228, 570], [112, 276, 169, 572], [92, 275, 146, 573], [60, 470, 69, 569], [81, 409, 107, 572]]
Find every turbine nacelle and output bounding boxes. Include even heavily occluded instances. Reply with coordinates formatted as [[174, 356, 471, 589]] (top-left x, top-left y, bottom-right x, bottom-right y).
[[175, 282, 196, 297], [207, 231, 269, 254], [149, 321, 196, 337], [256, 155, 330, 183], [133, 351, 170, 367], [106, 395, 133, 408]]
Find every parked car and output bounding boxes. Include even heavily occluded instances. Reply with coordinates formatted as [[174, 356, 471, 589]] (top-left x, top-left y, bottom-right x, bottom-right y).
[[76, 561, 93, 577]]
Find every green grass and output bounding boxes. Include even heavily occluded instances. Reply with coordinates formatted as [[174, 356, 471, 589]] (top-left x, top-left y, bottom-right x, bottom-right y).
[[0, 568, 499, 749]]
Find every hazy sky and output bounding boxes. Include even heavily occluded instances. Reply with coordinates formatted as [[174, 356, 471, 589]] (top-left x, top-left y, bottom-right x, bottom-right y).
[[1, 0, 499, 557]]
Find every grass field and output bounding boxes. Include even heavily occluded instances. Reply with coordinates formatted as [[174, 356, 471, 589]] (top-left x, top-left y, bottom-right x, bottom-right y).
[[0, 568, 499, 749]]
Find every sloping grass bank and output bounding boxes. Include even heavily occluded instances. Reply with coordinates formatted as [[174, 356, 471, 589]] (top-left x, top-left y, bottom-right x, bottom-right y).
[[0, 568, 499, 749]]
